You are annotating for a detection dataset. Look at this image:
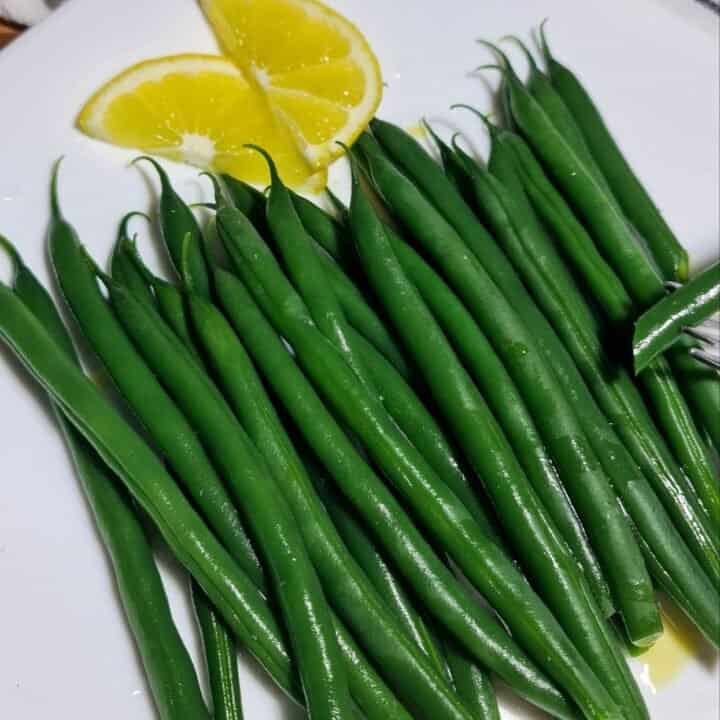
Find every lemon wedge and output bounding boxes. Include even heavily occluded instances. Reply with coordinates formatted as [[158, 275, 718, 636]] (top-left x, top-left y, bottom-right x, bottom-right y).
[[77, 0, 382, 189], [199, 0, 382, 167], [77, 54, 325, 190]]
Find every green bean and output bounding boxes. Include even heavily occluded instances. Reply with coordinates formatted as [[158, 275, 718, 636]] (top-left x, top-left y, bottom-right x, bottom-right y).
[[313, 470, 448, 679], [373, 116, 719, 588], [116, 231, 242, 720], [110, 213, 156, 307], [318, 250, 411, 377], [228, 184, 623, 717], [539, 24, 689, 283], [220, 173, 267, 229], [382, 215, 614, 616], [112, 230, 243, 714], [671, 346, 720, 451], [47, 172, 383, 718], [42, 201, 410, 719], [118, 233, 243, 720], [533, 29, 719, 446], [498, 146, 720, 585], [250, 146, 378, 393], [113, 237, 207, 366], [498, 75, 720, 530], [478, 64, 720, 447], [318, 476, 502, 720], [134, 156, 211, 298], [358, 135, 653, 719], [142, 296, 429, 720], [444, 640, 501, 720], [0, 282, 302, 699], [192, 582, 244, 720], [290, 189, 355, 268], [470, 103, 717, 452], [0, 238, 210, 720], [316, 471, 504, 719], [484, 115, 715, 446], [346, 165, 637, 720], [185, 287, 467, 720], [456, 157, 658, 642], [466, 113, 634, 329], [350, 327, 499, 541], [225, 182, 499, 540], [478, 139, 718, 612], [288, 194, 505, 545], [458, 155, 719, 645], [212, 263, 575, 719], [634, 261, 720, 372], [330, 618, 413, 720], [498, 66, 661, 305], [107, 282, 355, 720], [126, 229, 433, 720], [225, 174, 410, 379], [48, 168, 266, 590], [500, 36, 609, 191]]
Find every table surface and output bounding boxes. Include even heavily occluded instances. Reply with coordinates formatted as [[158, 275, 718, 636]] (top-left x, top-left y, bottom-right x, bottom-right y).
[[0, 20, 22, 47]]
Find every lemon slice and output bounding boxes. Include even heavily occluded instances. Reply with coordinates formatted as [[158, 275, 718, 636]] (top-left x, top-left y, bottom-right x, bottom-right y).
[[77, 54, 325, 190], [199, 0, 382, 167]]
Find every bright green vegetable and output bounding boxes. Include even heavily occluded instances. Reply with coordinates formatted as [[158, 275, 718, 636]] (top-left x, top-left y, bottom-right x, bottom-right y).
[[500, 36, 609, 191], [6, 193, 426, 720], [314, 471, 448, 679], [538, 27, 719, 444], [634, 261, 719, 372], [499, 61, 719, 527], [49, 170, 266, 592], [0, 282, 302, 702], [539, 24, 689, 283], [220, 173, 267, 230], [290, 188, 357, 269], [671, 345, 720, 451], [113, 228, 244, 718], [350, 327, 500, 542], [249, 146, 377, 392], [455, 154, 658, 645], [316, 468, 504, 719], [134, 156, 211, 298], [378, 115, 718, 589], [444, 641, 501, 720], [107, 280, 355, 720], [212, 263, 574, 719], [222, 200, 627, 716], [385, 218, 613, 617], [110, 213, 156, 308], [0, 237, 210, 720], [192, 582, 244, 720], [456, 154, 719, 646], [309, 160, 599, 586], [318, 250, 411, 377], [461, 112, 634, 329], [185, 286, 467, 720], [117, 238, 206, 366], [346, 161, 633, 720], [318, 468, 501, 720]]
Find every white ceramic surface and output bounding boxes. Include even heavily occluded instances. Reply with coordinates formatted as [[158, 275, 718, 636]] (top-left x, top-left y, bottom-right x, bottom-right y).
[[0, 1, 717, 718]]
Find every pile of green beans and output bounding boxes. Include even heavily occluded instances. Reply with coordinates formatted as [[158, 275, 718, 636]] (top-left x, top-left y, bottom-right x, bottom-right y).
[[1, 29, 718, 720]]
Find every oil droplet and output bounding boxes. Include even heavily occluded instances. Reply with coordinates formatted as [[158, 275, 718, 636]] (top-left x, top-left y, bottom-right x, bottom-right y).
[[638, 598, 703, 692], [405, 123, 428, 140]]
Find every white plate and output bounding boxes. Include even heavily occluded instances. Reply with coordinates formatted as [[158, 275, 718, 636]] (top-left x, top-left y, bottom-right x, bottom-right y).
[[0, 1, 717, 718]]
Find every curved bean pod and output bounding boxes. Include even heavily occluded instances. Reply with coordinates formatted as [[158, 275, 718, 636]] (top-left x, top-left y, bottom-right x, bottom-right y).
[[634, 261, 720, 373]]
